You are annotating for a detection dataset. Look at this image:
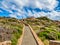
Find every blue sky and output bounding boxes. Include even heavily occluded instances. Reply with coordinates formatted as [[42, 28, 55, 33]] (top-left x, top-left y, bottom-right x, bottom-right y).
[[0, 0, 60, 20]]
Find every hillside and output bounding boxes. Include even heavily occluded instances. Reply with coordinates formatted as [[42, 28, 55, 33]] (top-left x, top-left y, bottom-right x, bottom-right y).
[[0, 17, 60, 45], [25, 17, 60, 45], [0, 17, 23, 45]]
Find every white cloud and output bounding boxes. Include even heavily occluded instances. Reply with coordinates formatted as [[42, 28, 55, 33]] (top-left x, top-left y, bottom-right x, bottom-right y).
[[49, 11, 60, 16], [1, 0, 58, 11], [32, 10, 60, 20], [11, 0, 59, 17], [0, 0, 60, 20], [48, 11, 60, 20], [9, 14, 17, 18], [14, 0, 59, 10]]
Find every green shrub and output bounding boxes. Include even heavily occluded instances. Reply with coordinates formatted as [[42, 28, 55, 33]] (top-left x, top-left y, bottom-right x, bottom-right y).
[[11, 29, 22, 45], [11, 36, 17, 45]]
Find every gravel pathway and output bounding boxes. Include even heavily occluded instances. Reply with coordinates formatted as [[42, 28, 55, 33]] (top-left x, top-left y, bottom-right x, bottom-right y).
[[21, 26, 38, 45]]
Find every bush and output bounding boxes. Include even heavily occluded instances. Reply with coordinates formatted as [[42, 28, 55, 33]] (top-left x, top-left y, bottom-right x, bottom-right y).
[[11, 36, 17, 45], [11, 29, 22, 45]]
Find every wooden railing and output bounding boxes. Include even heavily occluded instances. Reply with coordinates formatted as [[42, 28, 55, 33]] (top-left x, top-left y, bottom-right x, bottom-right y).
[[28, 24, 44, 45]]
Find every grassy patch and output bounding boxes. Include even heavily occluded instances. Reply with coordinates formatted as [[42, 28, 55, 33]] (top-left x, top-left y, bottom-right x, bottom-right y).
[[11, 28, 22, 45]]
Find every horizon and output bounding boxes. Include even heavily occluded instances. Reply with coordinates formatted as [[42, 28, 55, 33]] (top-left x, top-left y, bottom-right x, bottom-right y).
[[0, 0, 60, 20]]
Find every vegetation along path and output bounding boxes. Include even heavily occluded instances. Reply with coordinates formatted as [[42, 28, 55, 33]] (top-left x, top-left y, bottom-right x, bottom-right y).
[[21, 25, 38, 45]]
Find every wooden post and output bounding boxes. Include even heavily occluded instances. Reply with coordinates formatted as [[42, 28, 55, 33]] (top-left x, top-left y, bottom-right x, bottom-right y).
[[49, 40, 60, 45]]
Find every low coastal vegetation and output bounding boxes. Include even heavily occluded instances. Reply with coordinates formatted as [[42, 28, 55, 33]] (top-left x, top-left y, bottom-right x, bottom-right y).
[[0, 17, 23, 45], [25, 17, 60, 45], [0, 16, 60, 45]]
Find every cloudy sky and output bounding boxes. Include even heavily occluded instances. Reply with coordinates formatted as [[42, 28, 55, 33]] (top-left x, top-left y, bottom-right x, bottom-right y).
[[0, 0, 60, 20]]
